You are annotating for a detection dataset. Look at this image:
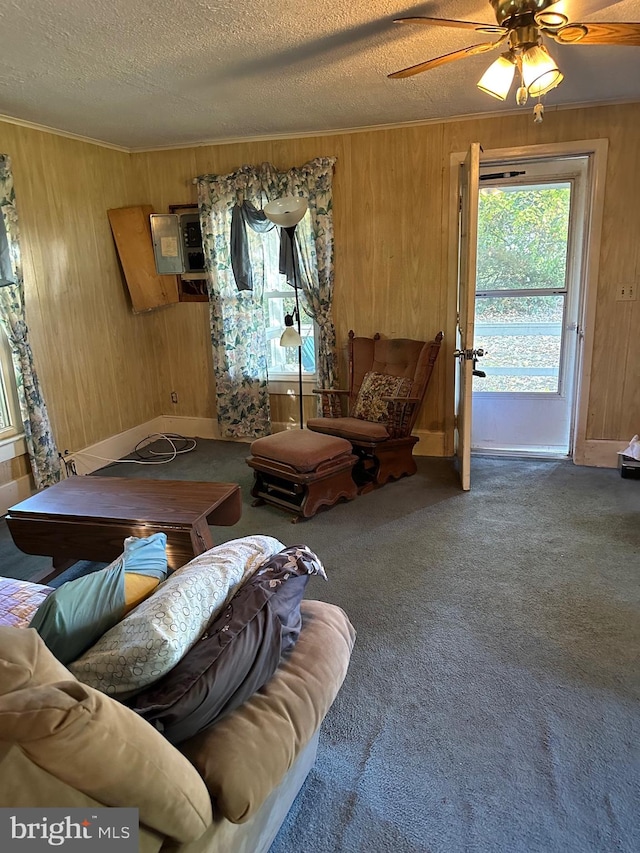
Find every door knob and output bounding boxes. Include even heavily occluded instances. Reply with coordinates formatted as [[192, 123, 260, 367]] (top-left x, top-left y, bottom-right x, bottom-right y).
[[454, 347, 486, 362]]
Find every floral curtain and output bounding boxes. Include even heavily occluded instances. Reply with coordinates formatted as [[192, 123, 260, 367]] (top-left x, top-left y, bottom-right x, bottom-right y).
[[197, 167, 272, 438], [196, 157, 337, 437], [0, 155, 61, 489]]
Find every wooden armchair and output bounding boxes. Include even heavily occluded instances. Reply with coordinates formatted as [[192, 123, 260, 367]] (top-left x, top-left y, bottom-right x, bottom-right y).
[[307, 330, 444, 491]]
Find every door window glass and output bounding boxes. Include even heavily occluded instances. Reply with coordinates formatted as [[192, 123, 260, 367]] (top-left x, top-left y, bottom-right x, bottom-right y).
[[474, 295, 564, 392], [475, 182, 571, 394], [477, 184, 570, 291]]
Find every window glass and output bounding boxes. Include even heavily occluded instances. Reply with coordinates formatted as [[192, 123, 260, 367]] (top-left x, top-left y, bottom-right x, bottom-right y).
[[252, 226, 316, 378], [475, 180, 571, 394], [474, 295, 565, 393], [0, 331, 19, 434], [476, 183, 571, 292]]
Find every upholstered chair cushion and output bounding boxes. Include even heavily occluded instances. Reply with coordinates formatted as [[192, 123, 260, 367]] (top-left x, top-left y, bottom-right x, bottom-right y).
[[305, 416, 390, 442], [250, 430, 352, 473]]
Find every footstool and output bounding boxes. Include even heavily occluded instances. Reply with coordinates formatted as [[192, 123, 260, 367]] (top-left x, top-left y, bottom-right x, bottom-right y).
[[247, 429, 358, 521]]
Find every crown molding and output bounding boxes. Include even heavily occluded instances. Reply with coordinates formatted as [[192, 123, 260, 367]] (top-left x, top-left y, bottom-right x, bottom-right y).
[[1, 97, 638, 155], [0, 113, 130, 152]]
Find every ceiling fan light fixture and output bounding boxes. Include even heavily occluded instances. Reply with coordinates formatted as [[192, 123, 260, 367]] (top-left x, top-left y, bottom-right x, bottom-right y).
[[535, 11, 569, 29], [522, 45, 563, 97], [477, 53, 516, 101]]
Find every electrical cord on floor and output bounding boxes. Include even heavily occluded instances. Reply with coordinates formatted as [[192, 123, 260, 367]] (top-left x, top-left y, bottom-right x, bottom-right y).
[[67, 433, 198, 471], [61, 456, 77, 477]]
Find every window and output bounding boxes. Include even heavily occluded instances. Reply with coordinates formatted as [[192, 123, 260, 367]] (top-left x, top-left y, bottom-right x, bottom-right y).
[[247, 223, 317, 387], [0, 331, 20, 437], [475, 180, 572, 394]]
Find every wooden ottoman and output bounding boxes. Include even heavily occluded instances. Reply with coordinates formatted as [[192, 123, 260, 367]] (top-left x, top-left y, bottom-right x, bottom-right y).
[[247, 430, 358, 521]]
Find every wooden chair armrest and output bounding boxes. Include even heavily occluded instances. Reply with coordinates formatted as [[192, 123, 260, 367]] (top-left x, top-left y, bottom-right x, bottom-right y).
[[380, 395, 420, 405], [381, 396, 420, 438], [312, 388, 349, 418]]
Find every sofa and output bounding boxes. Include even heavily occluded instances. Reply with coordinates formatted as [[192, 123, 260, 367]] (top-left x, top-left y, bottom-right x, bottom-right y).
[[0, 536, 355, 852]]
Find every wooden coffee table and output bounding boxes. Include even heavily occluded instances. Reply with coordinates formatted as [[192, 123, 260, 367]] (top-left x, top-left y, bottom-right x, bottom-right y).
[[5, 476, 243, 583]]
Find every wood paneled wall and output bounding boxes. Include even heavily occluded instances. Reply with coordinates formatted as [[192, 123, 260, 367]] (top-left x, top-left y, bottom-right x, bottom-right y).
[[135, 103, 640, 445], [0, 122, 167, 465], [0, 101, 637, 490]]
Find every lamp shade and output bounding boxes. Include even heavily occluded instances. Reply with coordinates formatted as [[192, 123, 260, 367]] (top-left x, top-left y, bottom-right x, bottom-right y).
[[279, 311, 302, 347], [522, 45, 563, 97], [280, 325, 303, 347], [477, 54, 516, 101], [263, 196, 308, 227]]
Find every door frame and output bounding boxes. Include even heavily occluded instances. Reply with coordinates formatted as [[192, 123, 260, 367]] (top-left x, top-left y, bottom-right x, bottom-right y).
[[446, 138, 608, 465]]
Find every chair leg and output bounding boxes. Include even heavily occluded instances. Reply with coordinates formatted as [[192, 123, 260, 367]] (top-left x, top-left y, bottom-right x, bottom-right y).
[[351, 447, 379, 492], [374, 444, 418, 486], [352, 438, 419, 491]]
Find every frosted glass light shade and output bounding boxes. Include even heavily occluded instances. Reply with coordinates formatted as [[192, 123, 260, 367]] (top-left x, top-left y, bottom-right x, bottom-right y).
[[280, 325, 302, 347], [522, 45, 563, 97], [477, 55, 516, 101], [263, 196, 308, 227]]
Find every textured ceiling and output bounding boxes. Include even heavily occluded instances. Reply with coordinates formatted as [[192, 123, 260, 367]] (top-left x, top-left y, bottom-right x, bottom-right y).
[[0, 0, 639, 150]]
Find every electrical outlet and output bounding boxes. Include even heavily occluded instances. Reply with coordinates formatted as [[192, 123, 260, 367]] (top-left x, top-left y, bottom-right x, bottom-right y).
[[616, 283, 637, 302], [170, 391, 178, 404]]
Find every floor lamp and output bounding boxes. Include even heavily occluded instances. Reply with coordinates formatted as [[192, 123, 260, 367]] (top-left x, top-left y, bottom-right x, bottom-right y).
[[263, 195, 308, 429]]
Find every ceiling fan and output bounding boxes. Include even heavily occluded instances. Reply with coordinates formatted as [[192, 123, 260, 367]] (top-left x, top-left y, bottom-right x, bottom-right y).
[[388, 0, 640, 121]]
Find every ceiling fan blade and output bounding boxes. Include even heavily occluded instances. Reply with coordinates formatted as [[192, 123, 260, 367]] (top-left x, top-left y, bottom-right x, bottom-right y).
[[388, 41, 501, 79], [393, 16, 506, 35], [551, 21, 640, 44], [542, 0, 623, 20]]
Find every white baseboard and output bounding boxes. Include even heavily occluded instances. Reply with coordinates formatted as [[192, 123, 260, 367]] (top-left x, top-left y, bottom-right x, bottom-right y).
[[69, 416, 255, 476], [574, 439, 629, 468], [158, 416, 221, 441], [69, 417, 168, 475]]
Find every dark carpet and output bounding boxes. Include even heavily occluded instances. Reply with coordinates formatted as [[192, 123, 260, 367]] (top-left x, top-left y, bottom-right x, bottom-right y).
[[1, 439, 638, 852]]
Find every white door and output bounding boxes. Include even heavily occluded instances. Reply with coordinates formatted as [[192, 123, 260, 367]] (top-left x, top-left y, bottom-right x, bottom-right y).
[[471, 156, 589, 456], [454, 143, 481, 491]]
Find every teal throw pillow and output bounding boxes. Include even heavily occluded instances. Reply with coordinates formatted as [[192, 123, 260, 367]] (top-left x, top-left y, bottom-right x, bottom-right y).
[[29, 532, 168, 664]]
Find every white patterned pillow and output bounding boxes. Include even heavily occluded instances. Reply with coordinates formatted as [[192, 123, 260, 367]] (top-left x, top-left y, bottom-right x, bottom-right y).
[[68, 535, 284, 697]]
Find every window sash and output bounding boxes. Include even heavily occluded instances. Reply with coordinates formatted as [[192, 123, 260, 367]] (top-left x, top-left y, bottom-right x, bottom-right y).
[[0, 332, 19, 436]]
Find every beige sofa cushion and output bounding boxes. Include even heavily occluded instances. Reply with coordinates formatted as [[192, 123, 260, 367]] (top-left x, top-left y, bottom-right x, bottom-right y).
[[0, 625, 72, 692], [179, 599, 356, 823], [0, 628, 212, 844], [0, 747, 164, 853]]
